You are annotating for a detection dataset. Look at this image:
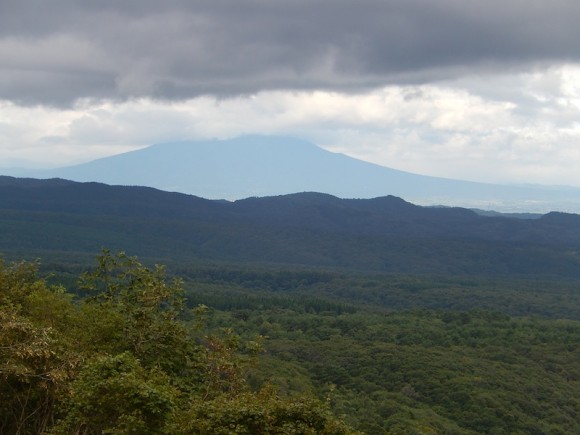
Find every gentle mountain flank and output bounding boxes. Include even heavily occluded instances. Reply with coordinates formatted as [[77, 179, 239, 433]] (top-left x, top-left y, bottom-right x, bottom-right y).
[[3, 136, 580, 213]]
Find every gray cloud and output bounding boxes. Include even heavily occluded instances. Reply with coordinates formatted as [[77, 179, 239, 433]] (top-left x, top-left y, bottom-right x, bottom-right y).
[[2, 0, 580, 106]]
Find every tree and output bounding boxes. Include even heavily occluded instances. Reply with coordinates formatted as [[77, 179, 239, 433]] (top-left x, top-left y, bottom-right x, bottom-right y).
[[1, 252, 354, 434], [52, 352, 177, 435], [0, 259, 76, 434]]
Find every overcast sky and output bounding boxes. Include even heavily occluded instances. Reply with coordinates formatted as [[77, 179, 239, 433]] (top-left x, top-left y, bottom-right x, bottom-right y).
[[2, 0, 580, 186]]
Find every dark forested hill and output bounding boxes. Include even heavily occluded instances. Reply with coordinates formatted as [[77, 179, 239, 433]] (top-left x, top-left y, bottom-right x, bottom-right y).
[[1, 176, 580, 277]]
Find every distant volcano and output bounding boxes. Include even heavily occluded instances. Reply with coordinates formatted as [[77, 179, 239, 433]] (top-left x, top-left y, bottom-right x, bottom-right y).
[[3, 135, 580, 213]]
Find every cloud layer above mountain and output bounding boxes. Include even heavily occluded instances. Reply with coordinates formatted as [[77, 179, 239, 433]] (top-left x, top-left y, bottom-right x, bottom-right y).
[[2, 0, 580, 105], [1, 1, 580, 187]]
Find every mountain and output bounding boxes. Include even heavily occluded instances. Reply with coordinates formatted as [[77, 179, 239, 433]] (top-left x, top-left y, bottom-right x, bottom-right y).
[[4, 136, 580, 213], [2, 176, 580, 277]]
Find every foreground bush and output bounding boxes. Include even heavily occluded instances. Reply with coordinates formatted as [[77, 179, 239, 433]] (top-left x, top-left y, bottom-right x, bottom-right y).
[[0, 252, 353, 434]]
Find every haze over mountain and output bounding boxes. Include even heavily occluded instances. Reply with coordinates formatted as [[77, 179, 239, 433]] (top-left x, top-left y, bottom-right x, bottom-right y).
[[4, 136, 580, 213]]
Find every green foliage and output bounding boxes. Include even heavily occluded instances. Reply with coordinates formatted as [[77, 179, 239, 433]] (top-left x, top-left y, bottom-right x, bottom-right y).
[[0, 253, 351, 434], [78, 250, 201, 381], [181, 265, 580, 319], [203, 298, 580, 434], [2, 251, 579, 433], [52, 352, 177, 434], [0, 259, 78, 434], [174, 387, 355, 434]]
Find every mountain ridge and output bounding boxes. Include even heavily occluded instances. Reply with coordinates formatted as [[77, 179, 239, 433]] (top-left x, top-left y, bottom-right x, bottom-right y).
[[3, 135, 580, 213], [2, 176, 580, 277]]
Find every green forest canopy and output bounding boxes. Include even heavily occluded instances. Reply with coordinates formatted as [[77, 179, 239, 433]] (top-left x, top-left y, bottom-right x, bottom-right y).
[[1, 251, 579, 434], [0, 252, 352, 434]]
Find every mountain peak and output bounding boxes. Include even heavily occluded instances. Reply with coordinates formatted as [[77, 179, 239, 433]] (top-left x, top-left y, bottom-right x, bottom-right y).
[[3, 135, 580, 213]]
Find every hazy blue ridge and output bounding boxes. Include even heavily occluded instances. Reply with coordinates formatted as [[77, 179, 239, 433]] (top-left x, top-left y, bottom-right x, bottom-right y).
[[2, 135, 580, 213]]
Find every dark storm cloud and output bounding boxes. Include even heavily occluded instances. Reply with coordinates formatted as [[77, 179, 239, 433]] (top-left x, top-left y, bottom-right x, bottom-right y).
[[2, 0, 580, 106]]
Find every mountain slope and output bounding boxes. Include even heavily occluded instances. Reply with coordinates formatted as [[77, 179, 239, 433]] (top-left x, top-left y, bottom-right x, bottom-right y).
[[5, 136, 580, 212], [2, 176, 580, 277]]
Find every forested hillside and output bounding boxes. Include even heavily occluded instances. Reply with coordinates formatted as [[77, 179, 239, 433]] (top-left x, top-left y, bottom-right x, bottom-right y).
[[177, 263, 580, 432], [2, 176, 580, 277], [2, 177, 580, 433], [1, 252, 579, 434]]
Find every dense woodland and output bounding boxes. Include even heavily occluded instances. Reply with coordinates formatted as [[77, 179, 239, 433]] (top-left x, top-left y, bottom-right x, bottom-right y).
[[0, 252, 353, 434], [2, 177, 580, 278], [1, 251, 579, 434], [1, 178, 580, 433], [175, 265, 580, 433]]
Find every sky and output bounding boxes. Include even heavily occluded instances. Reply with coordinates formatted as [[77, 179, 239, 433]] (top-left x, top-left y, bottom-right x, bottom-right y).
[[2, 0, 580, 187]]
